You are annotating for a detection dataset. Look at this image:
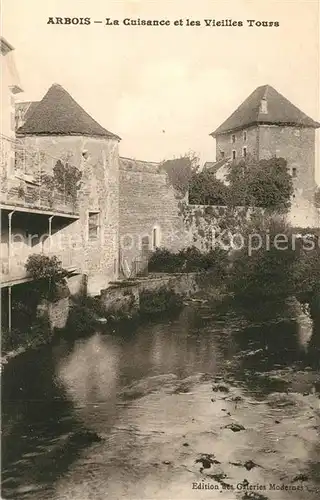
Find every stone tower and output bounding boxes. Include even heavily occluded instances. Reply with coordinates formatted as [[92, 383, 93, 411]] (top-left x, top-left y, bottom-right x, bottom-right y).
[[210, 85, 320, 227]]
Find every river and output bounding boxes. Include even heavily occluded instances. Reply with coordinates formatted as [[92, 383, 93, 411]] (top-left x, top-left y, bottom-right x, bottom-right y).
[[2, 299, 320, 500]]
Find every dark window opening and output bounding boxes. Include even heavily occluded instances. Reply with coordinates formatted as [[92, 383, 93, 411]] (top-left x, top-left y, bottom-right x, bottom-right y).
[[88, 212, 100, 240], [243, 147, 247, 157], [231, 134, 236, 143], [220, 151, 225, 159], [292, 168, 297, 178], [152, 228, 158, 249], [232, 150, 236, 160]]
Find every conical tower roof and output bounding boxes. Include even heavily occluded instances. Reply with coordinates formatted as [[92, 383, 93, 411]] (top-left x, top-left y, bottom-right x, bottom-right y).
[[211, 85, 319, 136], [17, 83, 120, 140]]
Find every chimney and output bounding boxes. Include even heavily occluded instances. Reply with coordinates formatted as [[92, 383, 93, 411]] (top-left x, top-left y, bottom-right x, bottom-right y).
[[260, 96, 268, 114]]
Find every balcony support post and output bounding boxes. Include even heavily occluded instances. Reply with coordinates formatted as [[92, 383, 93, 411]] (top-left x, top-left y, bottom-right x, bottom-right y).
[[48, 215, 54, 253], [8, 211, 15, 274], [8, 286, 12, 333]]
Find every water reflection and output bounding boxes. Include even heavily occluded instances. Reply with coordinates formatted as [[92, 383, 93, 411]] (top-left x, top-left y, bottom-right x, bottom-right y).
[[56, 333, 120, 406], [1, 302, 319, 499]]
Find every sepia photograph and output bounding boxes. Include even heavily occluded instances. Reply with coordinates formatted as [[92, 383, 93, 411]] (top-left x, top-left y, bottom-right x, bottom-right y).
[[1, 0, 320, 499]]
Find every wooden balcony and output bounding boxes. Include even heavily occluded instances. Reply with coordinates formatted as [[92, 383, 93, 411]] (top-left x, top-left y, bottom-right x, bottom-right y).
[[0, 248, 81, 288]]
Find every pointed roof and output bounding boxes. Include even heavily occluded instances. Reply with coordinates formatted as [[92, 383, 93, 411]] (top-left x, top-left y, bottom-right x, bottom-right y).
[[17, 83, 120, 140], [211, 85, 320, 136]]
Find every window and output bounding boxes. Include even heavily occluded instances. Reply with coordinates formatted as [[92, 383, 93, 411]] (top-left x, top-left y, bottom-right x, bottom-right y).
[[243, 131, 247, 142], [232, 150, 236, 160], [220, 151, 225, 159], [152, 226, 160, 250], [243, 147, 247, 158], [88, 212, 100, 240], [231, 134, 236, 144], [292, 167, 297, 178]]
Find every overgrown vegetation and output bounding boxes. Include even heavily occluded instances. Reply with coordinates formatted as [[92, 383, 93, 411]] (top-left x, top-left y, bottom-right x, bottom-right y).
[[40, 159, 82, 206], [2, 314, 52, 354], [189, 170, 229, 205], [2, 254, 70, 356], [139, 286, 183, 316], [148, 246, 228, 280], [189, 156, 293, 212], [67, 295, 105, 335], [227, 221, 320, 306], [25, 254, 69, 301], [160, 153, 197, 198], [53, 159, 82, 200]]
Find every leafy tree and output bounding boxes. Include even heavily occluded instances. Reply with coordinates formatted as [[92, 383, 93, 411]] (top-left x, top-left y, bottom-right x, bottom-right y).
[[228, 219, 299, 302], [160, 153, 198, 197], [226, 157, 293, 212], [187, 156, 293, 212], [189, 170, 229, 205]]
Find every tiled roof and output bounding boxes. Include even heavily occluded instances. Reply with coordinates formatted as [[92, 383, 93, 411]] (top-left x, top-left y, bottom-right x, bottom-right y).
[[203, 158, 231, 174], [17, 83, 120, 140], [211, 85, 320, 136]]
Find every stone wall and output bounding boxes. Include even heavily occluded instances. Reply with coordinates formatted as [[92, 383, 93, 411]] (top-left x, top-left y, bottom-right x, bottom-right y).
[[17, 135, 120, 295], [119, 157, 188, 276], [215, 125, 258, 162], [100, 273, 199, 315], [181, 203, 268, 252], [258, 125, 318, 227]]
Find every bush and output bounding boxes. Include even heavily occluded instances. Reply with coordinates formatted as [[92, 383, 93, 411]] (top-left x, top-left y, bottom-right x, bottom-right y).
[[139, 287, 183, 315], [148, 248, 184, 273], [189, 171, 229, 205], [148, 246, 228, 277], [66, 295, 106, 335], [25, 254, 67, 280], [1, 315, 52, 355]]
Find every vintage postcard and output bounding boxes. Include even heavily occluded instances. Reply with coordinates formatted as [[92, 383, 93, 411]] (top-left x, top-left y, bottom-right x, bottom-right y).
[[1, 0, 320, 499]]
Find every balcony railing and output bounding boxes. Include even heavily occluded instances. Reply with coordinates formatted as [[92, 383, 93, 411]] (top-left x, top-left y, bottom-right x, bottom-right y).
[[0, 134, 80, 215], [1, 248, 81, 286]]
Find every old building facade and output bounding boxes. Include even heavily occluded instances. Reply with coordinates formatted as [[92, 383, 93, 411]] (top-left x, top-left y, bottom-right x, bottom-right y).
[[1, 39, 320, 333], [1, 67, 121, 330], [210, 85, 320, 227], [119, 157, 186, 277]]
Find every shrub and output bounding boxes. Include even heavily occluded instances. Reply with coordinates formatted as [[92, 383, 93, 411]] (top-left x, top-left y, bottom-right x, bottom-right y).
[[1, 315, 51, 355], [66, 295, 106, 335], [25, 254, 67, 280], [139, 287, 183, 315], [148, 246, 228, 277], [148, 248, 184, 273]]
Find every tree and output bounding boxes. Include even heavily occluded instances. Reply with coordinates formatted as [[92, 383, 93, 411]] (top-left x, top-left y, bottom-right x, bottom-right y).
[[189, 170, 229, 205], [226, 157, 293, 212], [160, 153, 198, 197], [228, 218, 298, 303]]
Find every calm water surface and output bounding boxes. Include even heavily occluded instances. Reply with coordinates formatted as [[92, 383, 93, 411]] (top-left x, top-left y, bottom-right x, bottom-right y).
[[2, 302, 320, 499]]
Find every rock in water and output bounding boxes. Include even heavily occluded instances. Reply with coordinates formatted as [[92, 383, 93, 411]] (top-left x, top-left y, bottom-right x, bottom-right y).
[[224, 423, 245, 432]]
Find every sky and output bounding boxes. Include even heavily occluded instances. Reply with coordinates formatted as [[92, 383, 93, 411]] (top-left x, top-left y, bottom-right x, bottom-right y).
[[2, 0, 320, 179]]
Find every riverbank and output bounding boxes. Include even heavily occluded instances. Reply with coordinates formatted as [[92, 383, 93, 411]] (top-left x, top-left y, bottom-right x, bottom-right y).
[[0, 272, 205, 368]]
